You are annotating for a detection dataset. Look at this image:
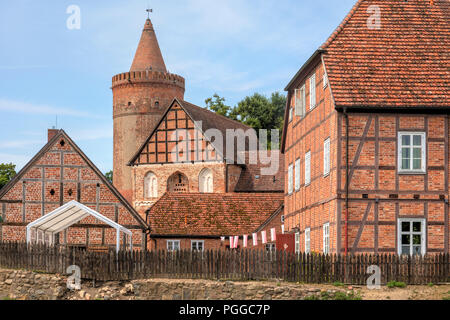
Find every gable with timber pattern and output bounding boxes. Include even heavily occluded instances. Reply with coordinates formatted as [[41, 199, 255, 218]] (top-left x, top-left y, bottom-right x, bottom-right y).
[[132, 102, 222, 165]]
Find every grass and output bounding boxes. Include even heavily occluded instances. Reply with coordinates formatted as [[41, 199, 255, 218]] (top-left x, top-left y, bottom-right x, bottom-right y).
[[333, 281, 345, 287], [304, 291, 362, 301], [387, 281, 407, 289]]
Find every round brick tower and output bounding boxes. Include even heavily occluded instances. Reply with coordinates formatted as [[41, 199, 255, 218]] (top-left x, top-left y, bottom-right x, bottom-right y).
[[112, 18, 185, 201]]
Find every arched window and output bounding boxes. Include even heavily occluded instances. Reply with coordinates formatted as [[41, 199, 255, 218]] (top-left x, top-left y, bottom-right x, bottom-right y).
[[167, 172, 189, 193], [144, 172, 158, 198], [199, 168, 213, 193]]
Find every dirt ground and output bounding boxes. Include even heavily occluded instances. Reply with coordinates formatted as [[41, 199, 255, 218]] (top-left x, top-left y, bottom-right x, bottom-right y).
[[318, 283, 450, 300]]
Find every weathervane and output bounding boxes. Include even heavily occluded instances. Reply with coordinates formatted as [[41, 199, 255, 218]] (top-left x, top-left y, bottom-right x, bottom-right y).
[[146, 8, 153, 19]]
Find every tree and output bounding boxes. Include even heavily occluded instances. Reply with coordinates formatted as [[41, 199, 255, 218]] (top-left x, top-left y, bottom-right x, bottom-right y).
[[205, 92, 286, 147], [0, 163, 16, 190], [105, 170, 113, 183], [205, 94, 232, 118]]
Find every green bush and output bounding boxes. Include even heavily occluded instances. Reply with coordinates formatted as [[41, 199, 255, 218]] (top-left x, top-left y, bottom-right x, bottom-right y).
[[387, 281, 406, 288]]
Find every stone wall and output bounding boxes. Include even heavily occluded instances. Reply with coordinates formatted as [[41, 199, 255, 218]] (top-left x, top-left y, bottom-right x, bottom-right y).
[[0, 268, 352, 301]]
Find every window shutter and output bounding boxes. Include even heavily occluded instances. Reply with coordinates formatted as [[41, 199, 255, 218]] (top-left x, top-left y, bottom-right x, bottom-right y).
[[294, 89, 300, 116], [301, 85, 306, 117], [305, 152, 311, 185], [295, 159, 300, 191], [288, 164, 293, 194], [310, 74, 316, 110], [324, 138, 330, 176]]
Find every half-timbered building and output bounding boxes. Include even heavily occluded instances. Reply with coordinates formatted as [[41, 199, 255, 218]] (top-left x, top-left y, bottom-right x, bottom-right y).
[[281, 0, 450, 255]]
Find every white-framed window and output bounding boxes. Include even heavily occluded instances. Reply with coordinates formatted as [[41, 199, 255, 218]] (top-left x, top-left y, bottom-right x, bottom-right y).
[[199, 168, 213, 193], [191, 240, 204, 252], [305, 151, 311, 186], [398, 132, 426, 173], [323, 72, 328, 89], [305, 228, 311, 254], [167, 240, 180, 252], [323, 223, 330, 254], [288, 163, 294, 195], [294, 85, 306, 117], [295, 232, 300, 254], [144, 172, 158, 198], [295, 158, 300, 191], [310, 74, 316, 110], [398, 219, 426, 256], [323, 138, 331, 176]]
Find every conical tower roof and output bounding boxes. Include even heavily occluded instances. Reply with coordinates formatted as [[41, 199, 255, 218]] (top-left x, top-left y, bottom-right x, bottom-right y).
[[130, 19, 167, 72]]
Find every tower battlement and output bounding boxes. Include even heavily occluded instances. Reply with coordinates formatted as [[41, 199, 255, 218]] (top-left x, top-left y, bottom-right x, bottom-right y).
[[112, 70, 185, 89]]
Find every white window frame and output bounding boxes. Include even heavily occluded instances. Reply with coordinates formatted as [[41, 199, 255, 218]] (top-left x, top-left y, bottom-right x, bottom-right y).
[[191, 240, 205, 252], [397, 219, 426, 256], [294, 85, 306, 118], [295, 159, 300, 191], [305, 151, 311, 186], [310, 74, 316, 110], [305, 228, 311, 254], [323, 72, 328, 89], [167, 240, 180, 252], [323, 223, 330, 255], [323, 138, 331, 177], [398, 132, 426, 174], [295, 232, 300, 254], [288, 163, 294, 195]]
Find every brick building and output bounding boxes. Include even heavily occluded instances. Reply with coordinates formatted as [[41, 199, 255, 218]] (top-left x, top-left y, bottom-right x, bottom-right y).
[[0, 130, 149, 250], [115, 18, 285, 251], [281, 0, 450, 255]]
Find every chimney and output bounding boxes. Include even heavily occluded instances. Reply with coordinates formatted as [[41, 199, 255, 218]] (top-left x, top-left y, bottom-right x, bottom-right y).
[[48, 129, 59, 142]]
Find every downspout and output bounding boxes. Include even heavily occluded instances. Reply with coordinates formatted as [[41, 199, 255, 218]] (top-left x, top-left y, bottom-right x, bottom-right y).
[[344, 110, 350, 256]]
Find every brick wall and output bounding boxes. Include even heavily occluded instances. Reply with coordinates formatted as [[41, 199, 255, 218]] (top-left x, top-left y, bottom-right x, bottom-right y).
[[0, 133, 146, 249]]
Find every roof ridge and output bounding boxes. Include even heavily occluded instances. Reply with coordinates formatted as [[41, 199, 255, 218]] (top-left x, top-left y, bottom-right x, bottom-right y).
[[181, 100, 252, 130], [320, 0, 365, 50]]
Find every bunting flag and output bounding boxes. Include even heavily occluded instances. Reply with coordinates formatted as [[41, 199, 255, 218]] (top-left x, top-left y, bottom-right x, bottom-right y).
[[261, 231, 267, 244], [281, 225, 285, 235], [229, 236, 233, 248], [243, 235, 248, 248], [234, 236, 239, 249], [271, 228, 276, 242], [252, 233, 258, 246]]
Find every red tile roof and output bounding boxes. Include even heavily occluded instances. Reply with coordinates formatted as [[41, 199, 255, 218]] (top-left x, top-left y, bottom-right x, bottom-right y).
[[322, 0, 449, 108], [148, 193, 284, 236]]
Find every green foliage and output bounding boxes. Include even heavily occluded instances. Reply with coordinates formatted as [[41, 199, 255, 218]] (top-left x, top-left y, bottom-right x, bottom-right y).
[[427, 282, 434, 287], [105, 170, 113, 183], [387, 281, 407, 288], [305, 291, 362, 301], [205, 92, 286, 147], [0, 163, 16, 190], [205, 94, 232, 118], [333, 281, 345, 287]]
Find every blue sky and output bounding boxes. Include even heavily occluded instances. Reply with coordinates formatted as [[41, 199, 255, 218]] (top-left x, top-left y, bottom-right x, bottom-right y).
[[0, 0, 356, 173]]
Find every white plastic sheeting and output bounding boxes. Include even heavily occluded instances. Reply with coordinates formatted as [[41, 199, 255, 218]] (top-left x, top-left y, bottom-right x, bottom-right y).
[[26, 200, 132, 253]]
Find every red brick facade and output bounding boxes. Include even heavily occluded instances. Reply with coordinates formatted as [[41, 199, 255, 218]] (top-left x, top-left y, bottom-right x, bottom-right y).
[[0, 131, 148, 249], [281, 0, 450, 255]]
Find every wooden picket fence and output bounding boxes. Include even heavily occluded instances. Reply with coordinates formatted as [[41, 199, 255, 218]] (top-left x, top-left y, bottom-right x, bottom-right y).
[[0, 242, 449, 285]]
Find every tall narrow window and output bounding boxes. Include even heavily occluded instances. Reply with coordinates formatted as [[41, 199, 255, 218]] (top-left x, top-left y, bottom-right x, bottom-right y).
[[305, 151, 311, 186], [295, 159, 300, 191], [310, 74, 316, 110], [288, 163, 294, 195], [323, 72, 328, 89], [398, 132, 426, 173], [199, 168, 214, 193], [144, 172, 158, 198], [305, 228, 311, 254], [398, 219, 426, 256], [295, 232, 300, 254], [289, 107, 293, 122], [295, 85, 306, 118], [323, 138, 331, 176], [323, 223, 330, 254]]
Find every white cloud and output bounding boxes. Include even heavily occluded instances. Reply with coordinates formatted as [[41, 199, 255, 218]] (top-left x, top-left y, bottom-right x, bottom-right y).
[[0, 153, 31, 171], [0, 99, 106, 119]]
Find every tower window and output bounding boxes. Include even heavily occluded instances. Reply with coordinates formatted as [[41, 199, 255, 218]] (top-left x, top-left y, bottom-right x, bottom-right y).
[[60, 140, 65, 147], [155, 101, 160, 107], [128, 102, 132, 107], [50, 189, 55, 196]]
